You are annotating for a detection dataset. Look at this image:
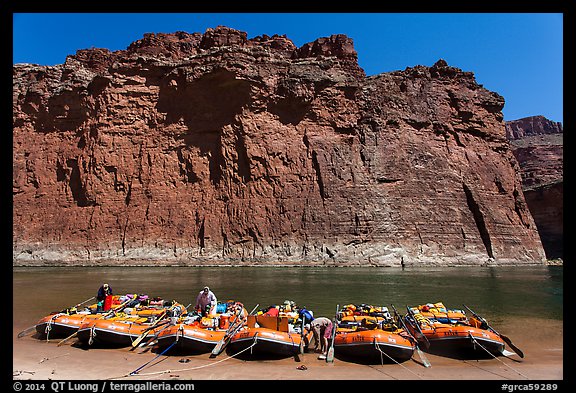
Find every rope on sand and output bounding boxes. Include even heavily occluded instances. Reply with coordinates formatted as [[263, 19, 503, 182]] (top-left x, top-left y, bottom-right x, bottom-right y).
[[374, 341, 423, 380], [468, 333, 529, 380], [108, 339, 259, 380], [39, 353, 70, 363]]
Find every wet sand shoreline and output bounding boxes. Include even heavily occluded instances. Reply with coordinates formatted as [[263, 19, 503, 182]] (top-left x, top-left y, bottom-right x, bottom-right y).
[[13, 317, 563, 382]]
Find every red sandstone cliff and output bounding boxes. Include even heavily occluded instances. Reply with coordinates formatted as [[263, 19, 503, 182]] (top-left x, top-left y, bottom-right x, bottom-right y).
[[12, 26, 546, 266], [505, 115, 563, 140], [506, 116, 563, 259]]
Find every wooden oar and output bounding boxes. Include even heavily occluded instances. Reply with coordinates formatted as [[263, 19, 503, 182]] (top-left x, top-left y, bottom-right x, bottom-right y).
[[210, 303, 258, 358], [463, 304, 524, 358], [17, 296, 96, 339], [62, 296, 96, 312], [137, 320, 174, 351], [326, 304, 339, 363], [405, 306, 431, 350], [17, 325, 38, 339], [130, 313, 169, 350], [137, 303, 198, 352], [130, 305, 175, 350], [391, 304, 431, 368], [210, 308, 242, 358], [57, 299, 131, 347], [299, 314, 306, 354]]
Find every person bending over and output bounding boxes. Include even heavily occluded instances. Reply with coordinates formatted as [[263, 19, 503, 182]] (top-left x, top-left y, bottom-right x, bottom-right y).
[[195, 286, 217, 317]]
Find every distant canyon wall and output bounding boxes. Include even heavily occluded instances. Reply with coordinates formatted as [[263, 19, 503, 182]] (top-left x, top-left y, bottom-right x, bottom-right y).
[[12, 26, 546, 266], [506, 116, 563, 259]]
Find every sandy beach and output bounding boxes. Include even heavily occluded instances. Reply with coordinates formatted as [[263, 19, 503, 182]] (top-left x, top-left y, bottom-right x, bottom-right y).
[[13, 316, 563, 382]]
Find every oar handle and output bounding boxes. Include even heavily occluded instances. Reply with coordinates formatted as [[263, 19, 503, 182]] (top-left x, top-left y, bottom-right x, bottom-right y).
[[102, 299, 132, 318], [248, 303, 259, 316], [59, 296, 96, 313], [226, 303, 254, 335], [77, 296, 96, 306], [463, 304, 524, 358], [391, 304, 415, 340], [463, 304, 494, 330]]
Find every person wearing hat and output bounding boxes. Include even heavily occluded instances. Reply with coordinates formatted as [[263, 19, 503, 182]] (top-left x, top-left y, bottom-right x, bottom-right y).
[[195, 286, 217, 317], [96, 283, 113, 313]]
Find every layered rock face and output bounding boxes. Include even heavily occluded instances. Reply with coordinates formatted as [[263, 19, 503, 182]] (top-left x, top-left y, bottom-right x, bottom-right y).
[[506, 115, 563, 139], [13, 26, 546, 266], [506, 116, 563, 259]]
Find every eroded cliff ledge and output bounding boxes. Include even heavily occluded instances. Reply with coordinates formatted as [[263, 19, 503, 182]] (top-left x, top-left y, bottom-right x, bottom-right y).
[[13, 26, 546, 266]]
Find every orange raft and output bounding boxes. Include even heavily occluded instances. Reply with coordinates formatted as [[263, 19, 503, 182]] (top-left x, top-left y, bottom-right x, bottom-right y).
[[35, 312, 102, 340], [155, 301, 247, 354], [76, 301, 186, 347], [333, 304, 415, 363], [404, 302, 506, 358], [227, 303, 313, 359], [35, 294, 171, 340]]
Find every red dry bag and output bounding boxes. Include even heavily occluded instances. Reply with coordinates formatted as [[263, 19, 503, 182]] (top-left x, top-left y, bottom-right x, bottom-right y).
[[103, 295, 113, 311]]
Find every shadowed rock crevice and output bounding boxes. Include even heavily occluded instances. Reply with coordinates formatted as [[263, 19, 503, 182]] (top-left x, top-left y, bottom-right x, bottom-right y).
[[268, 79, 313, 125], [67, 159, 96, 207], [463, 183, 494, 259], [234, 127, 252, 183], [198, 218, 206, 249], [311, 151, 326, 200], [157, 69, 252, 132]]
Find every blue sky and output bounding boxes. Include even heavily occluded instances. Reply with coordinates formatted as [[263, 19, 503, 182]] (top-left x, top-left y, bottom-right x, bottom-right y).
[[13, 13, 563, 123]]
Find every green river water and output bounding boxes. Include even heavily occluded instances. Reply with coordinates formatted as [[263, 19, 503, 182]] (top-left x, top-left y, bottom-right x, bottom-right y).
[[12, 265, 562, 328]]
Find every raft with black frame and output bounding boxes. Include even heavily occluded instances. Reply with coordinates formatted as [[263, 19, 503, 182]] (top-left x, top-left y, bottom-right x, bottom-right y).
[[226, 303, 313, 359], [75, 302, 186, 347], [403, 302, 507, 358], [332, 304, 415, 363], [155, 301, 247, 354]]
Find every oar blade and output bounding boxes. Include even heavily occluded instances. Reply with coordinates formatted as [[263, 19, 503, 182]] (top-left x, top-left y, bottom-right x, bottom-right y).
[[131, 331, 151, 350], [210, 341, 225, 358], [18, 325, 37, 338], [326, 304, 339, 363], [501, 335, 524, 358], [210, 321, 238, 358], [326, 346, 335, 363], [416, 346, 431, 368], [464, 304, 524, 359], [209, 303, 256, 359]]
